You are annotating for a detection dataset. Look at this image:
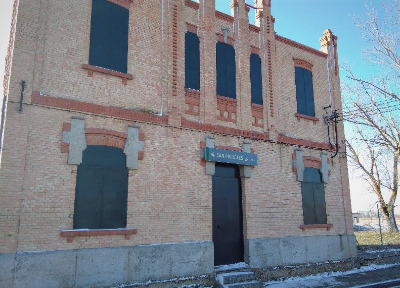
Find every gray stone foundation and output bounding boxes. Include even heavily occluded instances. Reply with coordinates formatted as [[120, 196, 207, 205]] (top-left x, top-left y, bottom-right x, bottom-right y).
[[245, 234, 357, 268], [0, 241, 214, 288]]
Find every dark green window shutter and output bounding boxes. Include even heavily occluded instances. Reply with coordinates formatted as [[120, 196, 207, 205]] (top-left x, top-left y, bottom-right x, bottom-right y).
[[313, 183, 327, 224], [74, 145, 128, 229], [303, 69, 315, 117], [301, 182, 316, 225], [295, 67, 315, 117], [295, 67, 307, 115], [216, 42, 236, 99], [185, 32, 200, 90], [250, 53, 263, 105], [301, 168, 327, 225], [216, 42, 226, 96], [89, 0, 129, 73]]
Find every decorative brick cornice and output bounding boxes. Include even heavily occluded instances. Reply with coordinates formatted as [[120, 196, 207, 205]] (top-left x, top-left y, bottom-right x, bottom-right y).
[[249, 24, 260, 33], [252, 104, 263, 128], [276, 35, 328, 58], [172, 3, 178, 97], [217, 95, 236, 106], [216, 33, 235, 46], [187, 22, 198, 34], [295, 113, 319, 124], [82, 64, 133, 85], [266, 16, 271, 34], [185, 0, 199, 10], [278, 135, 331, 150], [267, 39, 274, 117], [217, 96, 237, 123], [181, 118, 269, 141], [106, 0, 132, 10], [32, 92, 168, 125], [215, 11, 234, 23], [185, 88, 200, 99], [185, 88, 200, 116], [293, 58, 313, 71]]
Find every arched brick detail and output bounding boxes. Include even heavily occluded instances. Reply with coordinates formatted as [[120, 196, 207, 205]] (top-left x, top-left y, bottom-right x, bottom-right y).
[[292, 153, 321, 174], [293, 58, 313, 71], [85, 129, 127, 149], [61, 124, 145, 161], [303, 156, 321, 170], [187, 22, 198, 34]]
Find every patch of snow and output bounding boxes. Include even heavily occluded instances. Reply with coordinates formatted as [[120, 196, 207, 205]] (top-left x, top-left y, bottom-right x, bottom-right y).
[[112, 275, 210, 288], [263, 263, 400, 288], [215, 262, 249, 272], [363, 248, 400, 254], [351, 278, 400, 288]]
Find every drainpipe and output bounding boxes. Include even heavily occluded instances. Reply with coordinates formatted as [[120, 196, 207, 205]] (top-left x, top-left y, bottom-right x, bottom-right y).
[[0, 93, 8, 160]]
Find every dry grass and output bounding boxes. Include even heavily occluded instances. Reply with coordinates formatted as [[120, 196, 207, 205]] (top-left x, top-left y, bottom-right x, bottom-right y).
[[355, 231, 400, 250]]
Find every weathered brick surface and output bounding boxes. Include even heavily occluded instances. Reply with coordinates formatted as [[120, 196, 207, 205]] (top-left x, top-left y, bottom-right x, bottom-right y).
[[0, 0, 354, 255]]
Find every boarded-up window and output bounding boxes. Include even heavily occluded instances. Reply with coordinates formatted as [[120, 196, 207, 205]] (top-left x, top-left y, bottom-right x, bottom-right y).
[[216, 42, 236, 99], [295, 67, 315, 117], [89, 0, 129, 73], [301, 168, 327, 225], [250, 53, 263, 105], [185, 32, 200, 90], [74, 145, 128, 229]]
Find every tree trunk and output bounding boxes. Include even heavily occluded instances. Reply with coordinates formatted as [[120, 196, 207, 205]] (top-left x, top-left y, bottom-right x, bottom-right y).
[[381, 205, 399, 233]]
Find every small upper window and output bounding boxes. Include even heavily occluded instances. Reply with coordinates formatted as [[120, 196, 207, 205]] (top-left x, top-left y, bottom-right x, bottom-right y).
[[216, 42, 236, 99], [89, 0, 129, 73], [295, 67, 315, 117], [250, 53, 263, 105], [301, 168, 327, 225], [185, 32, 200, 90]]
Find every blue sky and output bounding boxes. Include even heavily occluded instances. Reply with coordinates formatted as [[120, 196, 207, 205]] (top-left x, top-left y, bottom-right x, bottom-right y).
[[216, 0, 388, 80]]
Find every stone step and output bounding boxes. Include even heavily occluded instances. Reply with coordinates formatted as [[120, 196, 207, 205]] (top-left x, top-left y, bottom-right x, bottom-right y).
[[224, 280, 263, 288], [216, 271, 256, 285]]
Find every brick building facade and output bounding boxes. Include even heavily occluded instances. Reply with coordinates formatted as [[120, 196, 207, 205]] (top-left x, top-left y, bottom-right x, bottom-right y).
[[0, 0, 356, 287]]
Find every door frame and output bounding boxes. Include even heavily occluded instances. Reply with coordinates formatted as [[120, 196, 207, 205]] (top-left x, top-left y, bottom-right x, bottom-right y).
[[212, 163, 245, 266]]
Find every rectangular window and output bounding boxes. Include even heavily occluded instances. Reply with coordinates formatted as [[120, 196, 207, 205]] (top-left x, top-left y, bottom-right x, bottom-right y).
[[295, 67, 315, 117], [185, 32, 200, 90], [250, 53, 263, 105], [301, 168, 327, 225], [216, 42, 236, 99], [89, 0, 129, 73]]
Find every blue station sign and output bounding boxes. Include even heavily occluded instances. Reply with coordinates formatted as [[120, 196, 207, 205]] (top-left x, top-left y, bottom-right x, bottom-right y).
[[205, 147, 258, 166]]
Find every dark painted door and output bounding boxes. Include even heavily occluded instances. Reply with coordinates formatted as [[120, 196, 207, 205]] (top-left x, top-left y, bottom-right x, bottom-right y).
[[212, 163, 244, 266]]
